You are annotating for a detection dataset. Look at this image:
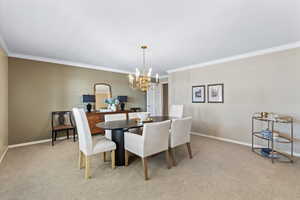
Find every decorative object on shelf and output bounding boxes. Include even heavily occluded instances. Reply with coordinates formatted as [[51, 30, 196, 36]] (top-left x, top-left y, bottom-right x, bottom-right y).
[[117, 96, 128, 111], [251, 112, 294, 163], [82, 94, 95, 112], [128, 46, 159, 92], [208, 83, 224, 103], [192, 85, 205, 103], [105, 98, 119, 111]]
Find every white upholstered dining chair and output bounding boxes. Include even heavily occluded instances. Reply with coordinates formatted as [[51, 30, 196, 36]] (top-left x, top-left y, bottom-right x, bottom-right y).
[[169, 117, 193, 166], [128, 112, 150, 135], [128, 112, 150, 120], [169, 105, 184, 118], [124, 120, 171, 180], [72, 108, 116, 179], [104, 113, 127, 140]]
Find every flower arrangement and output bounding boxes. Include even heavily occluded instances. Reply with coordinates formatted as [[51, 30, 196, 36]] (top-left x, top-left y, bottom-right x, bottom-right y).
[[105, 98, 120, 111], [105, 98, 120, 105]]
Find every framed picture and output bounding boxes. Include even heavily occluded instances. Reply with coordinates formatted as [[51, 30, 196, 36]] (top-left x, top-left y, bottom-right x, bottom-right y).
[[192, 85, 205, 103], [208, 84, 224, 103]]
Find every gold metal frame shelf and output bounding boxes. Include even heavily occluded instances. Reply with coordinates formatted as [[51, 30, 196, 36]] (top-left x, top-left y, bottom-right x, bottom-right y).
[[251, 112, 294, 163]]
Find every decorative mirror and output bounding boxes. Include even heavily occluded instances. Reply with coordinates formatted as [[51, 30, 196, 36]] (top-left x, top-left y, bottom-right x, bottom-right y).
[[94, 83, 112, 110]]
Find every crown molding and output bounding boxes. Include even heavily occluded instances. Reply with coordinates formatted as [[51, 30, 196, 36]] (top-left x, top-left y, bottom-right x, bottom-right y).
[[9, 53, 132, 74], [167, 41, 300, 74], [0, 34, 10, 55]]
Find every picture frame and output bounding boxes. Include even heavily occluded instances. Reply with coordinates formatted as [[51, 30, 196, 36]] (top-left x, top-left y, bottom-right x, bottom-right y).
[[208, 83, 224, 103], [192, 85, 206, 103]]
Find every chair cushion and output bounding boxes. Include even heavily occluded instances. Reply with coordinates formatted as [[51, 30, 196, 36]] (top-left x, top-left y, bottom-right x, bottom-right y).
[[92, 138, 116, 154]]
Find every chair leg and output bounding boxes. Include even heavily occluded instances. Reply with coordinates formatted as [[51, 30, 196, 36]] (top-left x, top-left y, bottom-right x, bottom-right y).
[[186, 143, 193, 159], [73, 129, 76, 142], [103, 152, 106, 162], [54, 131, 57, 141], [111, 150, 115, 169], [125, 150, 129, 166], [142, 157, 149, 180], [79, 151, 85, 169], [67, 129, 69, 139], [51, 131, 54, 146], [165, 150, 171, 169], [169, 148, 177, 166], [85, 156, 91, 179]]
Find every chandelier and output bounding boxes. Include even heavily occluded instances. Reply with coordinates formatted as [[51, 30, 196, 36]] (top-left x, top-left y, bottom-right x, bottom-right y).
[[128, 46, 159, 92]]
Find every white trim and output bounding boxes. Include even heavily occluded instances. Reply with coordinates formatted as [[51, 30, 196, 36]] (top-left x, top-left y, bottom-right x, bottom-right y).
[[8, 136, 73, 149], [8, 52, 170, 77], [168, 41, 300, 73], [159, 75, 169, 79], [191, 132, 300, 157], [9, 53, 132, 74], [0, 34, 10, 55], [0, 146, 8, 164]]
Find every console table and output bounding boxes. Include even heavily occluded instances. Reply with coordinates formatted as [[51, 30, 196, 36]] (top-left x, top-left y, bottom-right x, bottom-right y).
[[86, 110, 132, 135]]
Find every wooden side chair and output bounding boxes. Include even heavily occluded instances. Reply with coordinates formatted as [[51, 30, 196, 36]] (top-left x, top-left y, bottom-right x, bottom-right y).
[[72, 108, 116, 179], [51, 111, 76, 146], [169, 117, 193, 166], [124, 120, 171, 180]]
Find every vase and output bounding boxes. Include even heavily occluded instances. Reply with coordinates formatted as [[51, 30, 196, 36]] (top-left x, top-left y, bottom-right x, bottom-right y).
[[111, 104, 117, 111]]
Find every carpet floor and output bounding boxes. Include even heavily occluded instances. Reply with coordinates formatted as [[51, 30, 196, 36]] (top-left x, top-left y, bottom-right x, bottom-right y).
[[0, 135, 299, 200]]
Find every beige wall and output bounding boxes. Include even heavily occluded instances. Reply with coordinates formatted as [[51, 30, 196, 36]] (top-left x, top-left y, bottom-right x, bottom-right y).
[[169, 48, 300, 154], [0, 48, 8, 157], [8, 58, 146, 145]]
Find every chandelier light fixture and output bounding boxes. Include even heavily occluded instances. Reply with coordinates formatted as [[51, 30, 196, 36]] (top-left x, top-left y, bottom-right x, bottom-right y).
[[129, 46, 159, 92]]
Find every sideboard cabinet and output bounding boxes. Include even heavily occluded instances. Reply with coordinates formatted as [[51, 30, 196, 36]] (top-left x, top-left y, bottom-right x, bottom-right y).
[[86, 111, 131, 135]]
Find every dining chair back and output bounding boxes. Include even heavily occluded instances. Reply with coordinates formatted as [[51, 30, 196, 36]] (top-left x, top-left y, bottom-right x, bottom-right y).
[[169, 105, 184, 118], [128, 112, 150, 120], [170, 117, 192, 148], [104, 113, 127, 139], [169, 117, 193, 166], [72, 108, 93, 155], [143, 120, 171, 157]]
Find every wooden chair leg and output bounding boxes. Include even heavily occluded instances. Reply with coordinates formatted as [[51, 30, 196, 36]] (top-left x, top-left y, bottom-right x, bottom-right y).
[[85, 156, 91, 179], [103, 152, 106, 162], [111, 150, 115, 169], [79, 151, 85, 169], [51, 131, 54, 146], [186, 143, 193, 159], [73, 129, 76, 142], [169, 148, 177, 166], [54, 131, 57, 141], [67, 129, 69, 139], [125, 150, 129, 166], [165, 150, 171, 169], [142, 157, 149, 180]]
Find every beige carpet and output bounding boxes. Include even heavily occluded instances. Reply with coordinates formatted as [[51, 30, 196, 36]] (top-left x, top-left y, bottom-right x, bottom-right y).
[[0, 135, 299, 200]]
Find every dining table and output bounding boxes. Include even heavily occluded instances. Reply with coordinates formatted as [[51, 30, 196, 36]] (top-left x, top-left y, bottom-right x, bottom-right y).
[[96, 116, 175, 166]]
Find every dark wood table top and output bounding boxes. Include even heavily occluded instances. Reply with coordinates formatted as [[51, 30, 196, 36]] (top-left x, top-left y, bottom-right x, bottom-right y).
[[96, 116, 175, 130]]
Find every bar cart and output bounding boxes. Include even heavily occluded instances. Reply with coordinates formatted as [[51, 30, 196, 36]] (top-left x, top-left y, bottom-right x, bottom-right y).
[[251, 112, 294, 163]]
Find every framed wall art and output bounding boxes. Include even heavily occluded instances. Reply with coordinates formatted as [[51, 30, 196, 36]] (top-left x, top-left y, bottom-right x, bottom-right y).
[[192, 85, 205, 103], [208, 84, 224, 103]]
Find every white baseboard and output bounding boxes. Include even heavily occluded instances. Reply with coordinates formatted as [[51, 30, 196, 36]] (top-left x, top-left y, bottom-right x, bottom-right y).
[[191, 132, 300, 157], [0, 146, 8, 164], [8, 136, 73, 149]]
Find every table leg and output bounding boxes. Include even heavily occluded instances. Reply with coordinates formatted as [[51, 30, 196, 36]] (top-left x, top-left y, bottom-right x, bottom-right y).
[[111, 129, 125, 166]]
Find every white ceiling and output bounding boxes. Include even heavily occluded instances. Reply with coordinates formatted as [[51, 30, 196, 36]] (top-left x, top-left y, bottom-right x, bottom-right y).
[[0, 0, 299, 75]]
